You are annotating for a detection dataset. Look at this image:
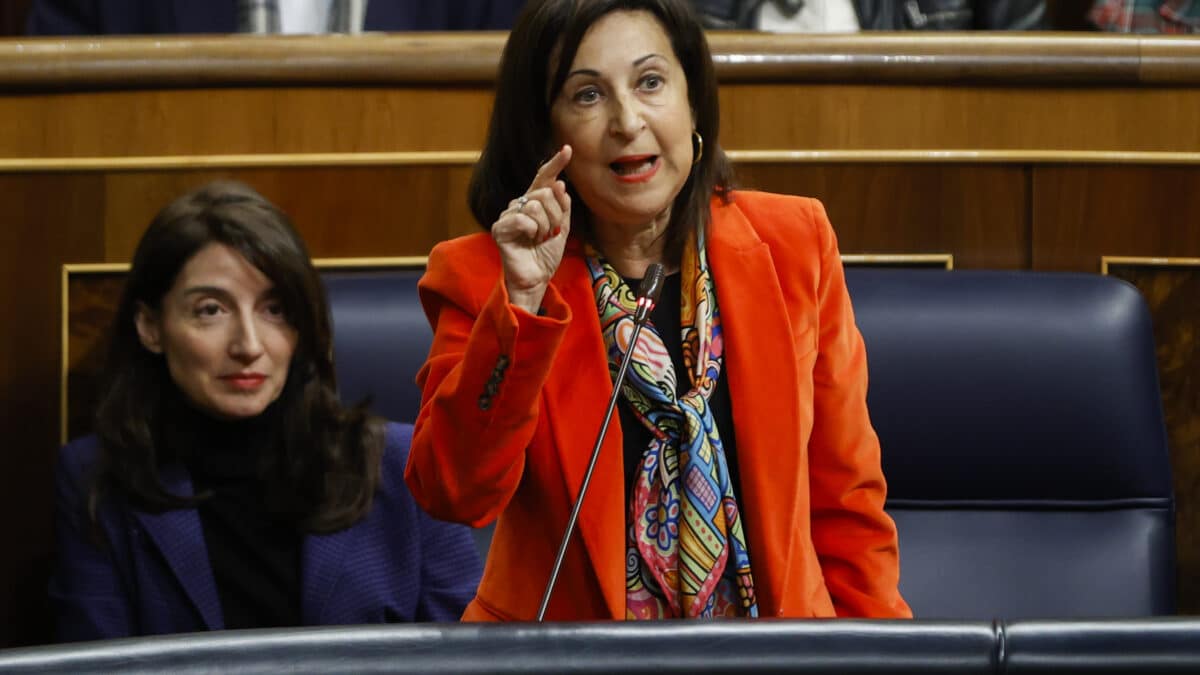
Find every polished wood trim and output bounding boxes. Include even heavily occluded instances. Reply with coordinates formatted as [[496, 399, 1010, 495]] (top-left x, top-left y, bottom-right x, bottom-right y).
[[5, 33, 1200, 89], [59, 265, 70, 446], [730, 151, 1200, 165], [1101, 256, 1200, 274], [0, 152, 482, 172], [312, 256, 429, 269], [11, 150, 1200, 174], [842, 253, 954, 269], [62, 262, 131, 273]]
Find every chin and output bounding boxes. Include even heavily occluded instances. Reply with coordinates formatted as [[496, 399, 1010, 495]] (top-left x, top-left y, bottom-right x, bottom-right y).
[[210, 399, 273, 420]]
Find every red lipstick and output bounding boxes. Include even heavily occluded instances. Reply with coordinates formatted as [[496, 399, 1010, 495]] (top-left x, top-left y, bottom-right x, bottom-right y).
[[220, 373, 267, 390], [610, 155, 660, 183]]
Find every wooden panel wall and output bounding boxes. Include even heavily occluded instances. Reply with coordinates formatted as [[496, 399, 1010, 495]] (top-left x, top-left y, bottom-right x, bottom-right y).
[[1, 33, 1198, 645]]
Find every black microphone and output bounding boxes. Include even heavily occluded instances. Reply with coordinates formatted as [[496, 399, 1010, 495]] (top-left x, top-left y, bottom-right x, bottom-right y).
[[536, 262, 665, 621]]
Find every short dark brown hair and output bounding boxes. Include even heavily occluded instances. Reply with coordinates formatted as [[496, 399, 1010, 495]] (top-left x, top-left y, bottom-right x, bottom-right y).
[[92, 180, 382, 533], [468, 0, 734, 264]]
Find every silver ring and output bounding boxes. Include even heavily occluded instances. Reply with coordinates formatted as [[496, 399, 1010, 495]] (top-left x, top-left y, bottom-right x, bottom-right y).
[[516, 195, 529, 213]]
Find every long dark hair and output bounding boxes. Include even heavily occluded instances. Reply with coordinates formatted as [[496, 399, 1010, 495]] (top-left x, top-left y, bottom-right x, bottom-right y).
[[468, 0, 734, 265], [91, 180, 382, 533]]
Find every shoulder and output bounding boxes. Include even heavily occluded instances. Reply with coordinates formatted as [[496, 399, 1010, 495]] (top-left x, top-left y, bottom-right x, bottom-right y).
[[373, 421, 418, 512], [426, 233, 501, 277], [725, 190, 828, 237], [718, 190, 833, 259], [420, 233, 502, 310], [381, 421, 414, 469], [58, 435, 102, 488]]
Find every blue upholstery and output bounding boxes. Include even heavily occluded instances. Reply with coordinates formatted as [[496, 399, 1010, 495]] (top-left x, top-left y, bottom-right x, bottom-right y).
[[845, 269, 1174, 619], [323, 268, 500, 555], [321, 267, 1175, 620], [324, 269, 430, 424]]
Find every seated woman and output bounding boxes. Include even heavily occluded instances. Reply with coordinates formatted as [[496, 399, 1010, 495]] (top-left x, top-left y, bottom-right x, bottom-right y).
[[407, 0, 910, 621], [51, 181, 481, 642]]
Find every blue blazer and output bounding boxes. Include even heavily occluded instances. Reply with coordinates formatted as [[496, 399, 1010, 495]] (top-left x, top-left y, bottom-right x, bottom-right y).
[[50, 422, 482, 643], [26, 0, 527, 35]]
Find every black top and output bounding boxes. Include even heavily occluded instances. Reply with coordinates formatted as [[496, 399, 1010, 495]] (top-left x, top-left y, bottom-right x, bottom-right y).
[[168, 395, 302, 630], [616, 271, 742, 504]]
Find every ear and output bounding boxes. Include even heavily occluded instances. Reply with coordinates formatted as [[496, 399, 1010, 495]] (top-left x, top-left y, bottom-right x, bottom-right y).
[[134, 302, 164, 354]]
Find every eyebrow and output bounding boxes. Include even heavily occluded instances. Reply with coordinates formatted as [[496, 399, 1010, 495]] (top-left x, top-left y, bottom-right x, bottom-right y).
[[563, 53, 666, 82], [181, 286, 278, 301], [182, 285, 233, 299]]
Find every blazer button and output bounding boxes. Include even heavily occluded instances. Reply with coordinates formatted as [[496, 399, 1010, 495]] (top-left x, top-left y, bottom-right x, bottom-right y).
[[497, 354, 510, 370], [478, 394, 492, 411]]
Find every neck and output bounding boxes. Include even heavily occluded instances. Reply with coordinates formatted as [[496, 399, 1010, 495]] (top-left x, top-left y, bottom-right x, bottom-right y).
[[592, 211, 673, 279]]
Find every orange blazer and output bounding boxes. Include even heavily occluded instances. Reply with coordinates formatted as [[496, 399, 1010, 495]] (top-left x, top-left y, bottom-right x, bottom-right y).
[[407, 191, 911, 621]]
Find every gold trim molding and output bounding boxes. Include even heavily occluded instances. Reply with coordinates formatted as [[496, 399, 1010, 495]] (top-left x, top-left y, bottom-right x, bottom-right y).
[[6, 33, 1200, 88], [1101, 256, 1200, 274], [10, 150, 1200, 174], [842, 253, 954, 270]]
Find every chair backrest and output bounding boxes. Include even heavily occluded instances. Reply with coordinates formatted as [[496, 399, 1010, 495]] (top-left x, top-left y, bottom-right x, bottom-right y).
[[323, 268, 499, 556], [324, 269, 430, 424], [322, 267, 1175, 619], [845, 268, 1174, 619]]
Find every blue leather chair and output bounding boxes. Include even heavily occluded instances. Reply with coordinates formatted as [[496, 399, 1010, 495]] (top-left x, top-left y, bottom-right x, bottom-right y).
[[846, 269, 1174, 619], [322, 266, 1175, 620], [324, 268, 430, 424]]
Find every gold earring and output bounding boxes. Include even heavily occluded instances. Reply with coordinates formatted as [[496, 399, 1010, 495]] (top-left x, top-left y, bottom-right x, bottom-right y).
[[692, 130, 703, 165]]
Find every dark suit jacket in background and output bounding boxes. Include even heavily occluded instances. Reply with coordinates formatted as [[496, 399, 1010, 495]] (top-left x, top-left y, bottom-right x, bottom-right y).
[[49, 422, 482, 643], [26, 0, 528, 35]]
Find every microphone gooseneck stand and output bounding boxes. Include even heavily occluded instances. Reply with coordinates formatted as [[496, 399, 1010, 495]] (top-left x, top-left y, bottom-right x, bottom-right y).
[[536, 263, 666, 622]]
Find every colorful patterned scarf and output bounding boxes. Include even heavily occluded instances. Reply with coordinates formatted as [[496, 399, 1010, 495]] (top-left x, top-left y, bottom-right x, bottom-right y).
[[585, 230, 758, 619]]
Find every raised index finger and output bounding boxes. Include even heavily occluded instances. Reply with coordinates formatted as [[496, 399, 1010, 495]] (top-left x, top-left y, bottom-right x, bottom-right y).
[[529, 145, 572, 192]]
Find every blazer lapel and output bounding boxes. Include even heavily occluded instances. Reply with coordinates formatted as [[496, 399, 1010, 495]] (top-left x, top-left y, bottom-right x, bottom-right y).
[[708, 198, 806, 617], [541, 242, 627, 619], [300, 520, 361, 624], [132, 464, 224, 630]]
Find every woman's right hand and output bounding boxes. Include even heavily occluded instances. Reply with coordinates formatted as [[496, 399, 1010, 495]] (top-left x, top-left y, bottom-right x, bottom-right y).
[[491, 145, 573, 314]]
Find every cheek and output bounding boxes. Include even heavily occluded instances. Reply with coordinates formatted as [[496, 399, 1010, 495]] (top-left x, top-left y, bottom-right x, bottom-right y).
[[162, 331, 220, 381], [269, 326, 300, 365]]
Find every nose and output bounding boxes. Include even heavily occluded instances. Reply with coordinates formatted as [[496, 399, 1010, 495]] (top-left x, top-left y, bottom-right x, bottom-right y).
[[229, 313, 265, 363], [608, 91, 646, 139]]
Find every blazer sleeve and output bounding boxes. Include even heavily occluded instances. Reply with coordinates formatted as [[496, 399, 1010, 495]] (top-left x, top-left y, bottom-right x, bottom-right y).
[[405, 240, 572, 527], [804, 200, 912, 618], [48, 439, 137, 642]]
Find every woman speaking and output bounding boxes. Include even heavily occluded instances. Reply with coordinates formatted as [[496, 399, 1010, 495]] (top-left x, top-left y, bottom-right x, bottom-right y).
[[407, 0, 910, 621]]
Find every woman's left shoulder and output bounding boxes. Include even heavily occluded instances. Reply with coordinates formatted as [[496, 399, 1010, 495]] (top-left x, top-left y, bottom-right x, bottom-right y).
[[721, 190, 830, 236], [379, 421, 415, 479], [717, 190, 833, 255]]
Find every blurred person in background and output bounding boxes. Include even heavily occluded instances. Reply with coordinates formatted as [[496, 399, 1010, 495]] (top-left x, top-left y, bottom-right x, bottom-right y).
[[26, 0, 528, 35], [690, 0, 1045, 31], [1088, 0, 1198, 32]]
